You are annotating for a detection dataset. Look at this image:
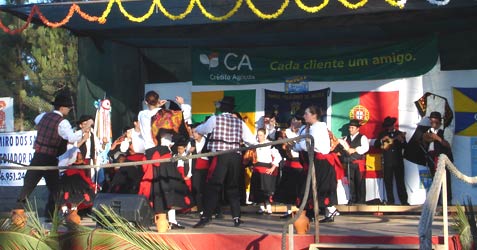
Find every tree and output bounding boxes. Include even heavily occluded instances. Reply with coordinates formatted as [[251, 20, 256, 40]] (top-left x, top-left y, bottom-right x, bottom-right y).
[[0, 12, 78, 131]]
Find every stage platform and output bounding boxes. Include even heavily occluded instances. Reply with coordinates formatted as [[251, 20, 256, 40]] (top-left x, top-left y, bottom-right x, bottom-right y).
[[72, 205, 458, 250]]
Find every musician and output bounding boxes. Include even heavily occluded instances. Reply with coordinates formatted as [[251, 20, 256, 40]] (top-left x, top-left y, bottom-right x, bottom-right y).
[[421, 111, 453, 203], [341, 119, 369, 205], [374, 117, 409, 205]]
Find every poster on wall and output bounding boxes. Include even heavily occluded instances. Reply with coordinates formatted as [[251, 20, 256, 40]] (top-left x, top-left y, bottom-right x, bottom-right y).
[[0, 131, 43, 186], [0, 97, 14, 133]]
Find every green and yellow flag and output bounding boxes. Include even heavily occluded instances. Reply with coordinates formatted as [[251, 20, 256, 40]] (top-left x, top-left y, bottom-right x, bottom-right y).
[[191, 90, 256, 133]]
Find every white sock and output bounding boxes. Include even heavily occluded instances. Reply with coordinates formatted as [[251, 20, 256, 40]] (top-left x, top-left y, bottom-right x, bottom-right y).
[[259, 205, 266, 212], [286, 205, 292, 214], [168, 209, 177, 224], [266, 204, 272, 214]]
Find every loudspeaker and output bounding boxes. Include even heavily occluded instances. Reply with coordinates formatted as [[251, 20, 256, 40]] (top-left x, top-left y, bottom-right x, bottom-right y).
[[93, 193, 154, 227]]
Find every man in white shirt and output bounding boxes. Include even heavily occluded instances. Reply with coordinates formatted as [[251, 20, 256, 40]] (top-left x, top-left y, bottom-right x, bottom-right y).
[[342, 119, 369, 204], [13, 91, 92, 226]]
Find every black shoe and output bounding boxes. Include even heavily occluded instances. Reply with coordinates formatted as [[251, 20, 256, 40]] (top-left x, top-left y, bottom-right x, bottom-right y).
[[233, 218, 243, 227], [193, 217, 211, 228], [319, 216, 334, 223], [280, 213, 292, 219], [256, 210, 265, 215], [169, 222, 185, 229]]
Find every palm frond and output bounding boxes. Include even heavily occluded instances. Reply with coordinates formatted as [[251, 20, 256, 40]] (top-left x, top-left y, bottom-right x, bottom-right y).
[[87, 205, 179, 250], [453, 203, 473, 250]]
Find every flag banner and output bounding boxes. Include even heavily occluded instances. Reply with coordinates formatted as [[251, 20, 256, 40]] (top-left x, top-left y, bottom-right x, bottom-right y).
[[365, 147, 383, 178], [191, 90, 256, 133], [264, 88, 329, 128], [192, 37, 437, 85], [453, 87, 477, 136], [415, 92, 454, 128], [0, 97, 14, 133], [331, 91, 399, 139]]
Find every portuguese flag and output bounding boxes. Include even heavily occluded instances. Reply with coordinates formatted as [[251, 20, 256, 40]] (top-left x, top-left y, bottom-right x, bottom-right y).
[[191, 89, 256, 133], [331, 91, 399, 139], [331, 91, 399, 178]]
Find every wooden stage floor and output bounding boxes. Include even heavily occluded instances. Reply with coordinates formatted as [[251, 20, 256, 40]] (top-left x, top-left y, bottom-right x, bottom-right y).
[[72, 205, 456, 250]]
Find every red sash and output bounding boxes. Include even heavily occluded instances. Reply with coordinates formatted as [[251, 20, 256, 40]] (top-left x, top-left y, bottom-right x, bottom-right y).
[[195, 158, 209, 170], [126, 153, 145, 162], [284, 160, 303, 169], [314, 152, 345, 180], [352, 159, 366, 173], [253, 163, 278, 176]]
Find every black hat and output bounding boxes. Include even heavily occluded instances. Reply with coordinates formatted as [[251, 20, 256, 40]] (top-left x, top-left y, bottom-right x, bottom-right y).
[[219, 96, 235, 107], [349, 119, 361, 127], [429, 111, 442, 120], [51, 92, 74, 107], [76, 114, 94, 126], [382, 116, 397, 128]]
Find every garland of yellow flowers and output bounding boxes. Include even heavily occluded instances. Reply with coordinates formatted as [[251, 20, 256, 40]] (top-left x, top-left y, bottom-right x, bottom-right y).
[[156, 0, 195, 21], [196, 0, 243, 21], [385, 0, 406, 9], [0, 0, 414, 34], [246, 0, 289, 20], [337, 0, 368, 9], [295, 0, 329, 13]]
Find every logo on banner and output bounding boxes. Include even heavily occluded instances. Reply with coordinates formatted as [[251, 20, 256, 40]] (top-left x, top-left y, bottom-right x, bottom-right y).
[[199, 52, 253, 71], [349, 105, 370, 125], [200, 52, 256, 82]]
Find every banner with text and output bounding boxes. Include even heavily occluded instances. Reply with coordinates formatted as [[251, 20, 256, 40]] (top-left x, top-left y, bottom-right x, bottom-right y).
[[264, 88, 329, 128], [0, 131, 42, 186], [192, 37, 437, 85]]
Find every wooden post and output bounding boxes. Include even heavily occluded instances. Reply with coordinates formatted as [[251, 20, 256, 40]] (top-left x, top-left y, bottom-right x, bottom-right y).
[[442, 170, 449, 250], [288, 223, 294, 250]]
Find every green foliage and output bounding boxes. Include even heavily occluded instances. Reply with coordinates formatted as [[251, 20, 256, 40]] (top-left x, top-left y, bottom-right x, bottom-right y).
[[0, 12, 78, 131], [452, 199, 477, 250], [0, 201, 178, 249]]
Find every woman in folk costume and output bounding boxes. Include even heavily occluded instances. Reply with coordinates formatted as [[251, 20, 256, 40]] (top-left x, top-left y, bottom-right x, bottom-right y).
[[292, 106, 339, 223], [57, 119, 97, 224], [138, 91, 191, 231], [274, 116, 305, 219], [250, 128, 282, 215]]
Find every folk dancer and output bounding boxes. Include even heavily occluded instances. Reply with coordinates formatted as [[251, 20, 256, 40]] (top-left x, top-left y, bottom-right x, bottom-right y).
[[193, 96, 256, 228]]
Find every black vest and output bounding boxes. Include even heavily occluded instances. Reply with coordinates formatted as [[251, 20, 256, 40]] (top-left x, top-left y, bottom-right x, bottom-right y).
[[79, 132, 95, 160], [346, 133, 365, 160]]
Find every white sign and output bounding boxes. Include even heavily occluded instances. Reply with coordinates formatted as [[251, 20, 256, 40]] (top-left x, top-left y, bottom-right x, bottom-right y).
[[0, 97, 14, 132], [0, 131, 44, 186]]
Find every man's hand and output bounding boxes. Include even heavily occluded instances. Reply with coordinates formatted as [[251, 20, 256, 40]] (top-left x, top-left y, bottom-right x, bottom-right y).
[[347, 148, 356, 154], [266, 165, 277, 175]]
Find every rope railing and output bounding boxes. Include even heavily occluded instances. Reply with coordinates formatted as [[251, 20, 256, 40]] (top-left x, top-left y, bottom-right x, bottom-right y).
[[419, 154, 477, 250], [0, 134, 317, 250]]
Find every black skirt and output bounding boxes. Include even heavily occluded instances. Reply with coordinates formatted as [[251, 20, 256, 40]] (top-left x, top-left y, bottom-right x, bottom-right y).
[[59, 169, 96, 209], [249, 162, 278, 203], [274, 160, 305, 205], [146, 146, 193, 213]]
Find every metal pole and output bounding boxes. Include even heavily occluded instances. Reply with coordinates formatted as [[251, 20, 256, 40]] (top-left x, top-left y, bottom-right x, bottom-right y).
[[442, 170, 449, 250]]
